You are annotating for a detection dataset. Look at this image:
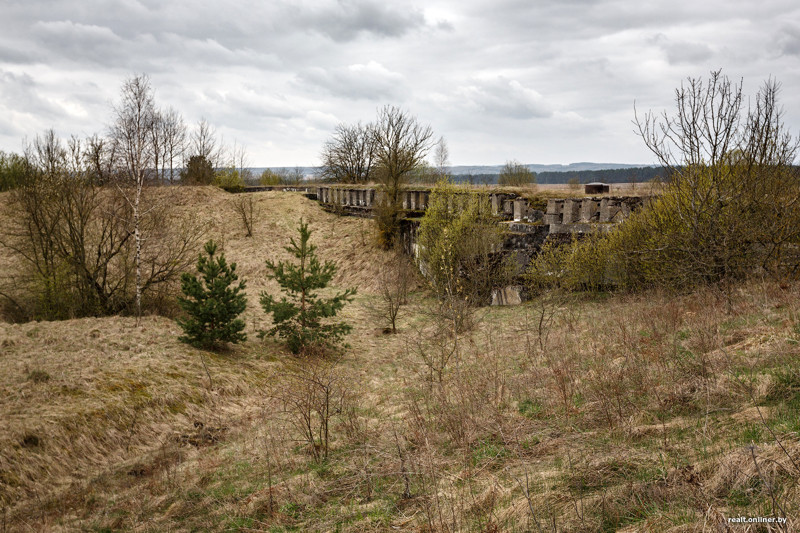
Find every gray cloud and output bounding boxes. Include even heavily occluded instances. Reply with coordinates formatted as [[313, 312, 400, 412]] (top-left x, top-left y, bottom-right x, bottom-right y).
[[297, 61, 407, 100], [299, 0, 427, 41], [455, 78, 552, 120], [0, 0, 798, 166], [652, 34, 714, 65], [776, 24, 800, 56]]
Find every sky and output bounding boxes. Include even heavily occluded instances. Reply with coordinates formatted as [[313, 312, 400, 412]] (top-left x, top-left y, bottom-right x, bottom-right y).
[[0, 0, 798, 167]]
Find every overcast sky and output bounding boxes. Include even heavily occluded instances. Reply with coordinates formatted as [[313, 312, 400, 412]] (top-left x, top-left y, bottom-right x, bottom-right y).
[[1, 0, 798, 167]]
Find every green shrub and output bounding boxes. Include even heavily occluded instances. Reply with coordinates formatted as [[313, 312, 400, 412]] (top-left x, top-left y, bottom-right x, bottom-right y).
[[214, 168, 245, 192]]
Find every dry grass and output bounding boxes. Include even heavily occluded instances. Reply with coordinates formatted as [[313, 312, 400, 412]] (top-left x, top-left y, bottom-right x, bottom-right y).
[[1, 187, 798, 532]]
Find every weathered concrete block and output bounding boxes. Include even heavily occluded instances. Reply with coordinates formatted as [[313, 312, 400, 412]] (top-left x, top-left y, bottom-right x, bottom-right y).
[[580, 199, 599, 222], [599, 198, 609, 222], [491, 285, 523, 306], [491, 194, 501, 215], [513, 199, 528, 221], [562, 199, 581, 224], [546, 199, 563, 217]]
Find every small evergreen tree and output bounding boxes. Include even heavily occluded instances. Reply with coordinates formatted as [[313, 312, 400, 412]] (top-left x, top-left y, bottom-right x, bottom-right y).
[[177, 240, 247, 349], [260, 219, 356, 354]]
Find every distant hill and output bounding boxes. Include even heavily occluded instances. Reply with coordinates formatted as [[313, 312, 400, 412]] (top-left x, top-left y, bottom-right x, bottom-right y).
[[447, 162, 651, 176], [247, 163, 666, 184]]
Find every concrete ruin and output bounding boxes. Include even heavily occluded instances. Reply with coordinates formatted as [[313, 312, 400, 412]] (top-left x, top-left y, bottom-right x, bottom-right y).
[[314, 185, 649, 304]]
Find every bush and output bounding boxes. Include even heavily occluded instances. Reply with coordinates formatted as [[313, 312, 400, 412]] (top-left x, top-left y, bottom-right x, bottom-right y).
[[181, 155, 215, 184], [259, 169, 284, 186], [416, 180, 510, 331], [214, 168, 245, 192], [0, 151, 26, 191], [177, 240, 247, 349], [498, 160, 536, 187]]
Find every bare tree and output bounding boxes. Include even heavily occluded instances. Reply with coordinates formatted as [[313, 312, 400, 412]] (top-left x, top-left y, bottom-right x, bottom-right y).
[[160, 106, 186, 184], [366, 247, 415, 333], [227, 139, 252, 183], [2, 129, 191, 319], [191, 118, 222, 169], [110, 74, 157, 321], [371, 105, 435, 248], [498, 160, 536, 187], [270, 356, 351, 463], [84, 134, 116, 184], [232, 194, 257, 237], [319, 122, 376, 183], [149, 108, 166, 183], [433, 135, 450, 177]]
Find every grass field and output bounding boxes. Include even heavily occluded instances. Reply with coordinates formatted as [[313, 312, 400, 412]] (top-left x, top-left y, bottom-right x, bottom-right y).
[[1, 187, 798, 532]]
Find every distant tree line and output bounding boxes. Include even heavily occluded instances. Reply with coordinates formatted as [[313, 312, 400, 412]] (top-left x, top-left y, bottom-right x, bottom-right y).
[[448, 166, 668, 185]]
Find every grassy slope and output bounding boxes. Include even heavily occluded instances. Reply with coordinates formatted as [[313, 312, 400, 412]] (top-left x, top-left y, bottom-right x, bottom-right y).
[[1, 187, 799, 532]]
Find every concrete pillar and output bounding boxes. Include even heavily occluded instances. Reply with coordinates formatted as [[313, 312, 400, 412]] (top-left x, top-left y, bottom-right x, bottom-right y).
[[491, 194, 501, 216], [580, 199, 598, 222], [562, 199, 580, 224], [599, 198, 610, 222], [409, 191, 417, 210], [513, 199, 527, 221]]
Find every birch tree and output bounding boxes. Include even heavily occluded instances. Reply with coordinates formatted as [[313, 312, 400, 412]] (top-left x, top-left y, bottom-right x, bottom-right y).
[[110, 74, 157, 321]]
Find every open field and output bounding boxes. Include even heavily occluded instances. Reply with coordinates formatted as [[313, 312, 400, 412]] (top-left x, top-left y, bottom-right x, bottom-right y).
[[1, 187, 799, 532]]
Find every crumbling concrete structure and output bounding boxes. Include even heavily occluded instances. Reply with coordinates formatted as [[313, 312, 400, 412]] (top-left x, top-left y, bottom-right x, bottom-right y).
[[314, 185, 649, 304]]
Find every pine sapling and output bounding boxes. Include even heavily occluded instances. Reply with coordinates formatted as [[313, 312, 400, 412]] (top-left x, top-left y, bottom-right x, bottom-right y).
[[177, 240, 247, 349]]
